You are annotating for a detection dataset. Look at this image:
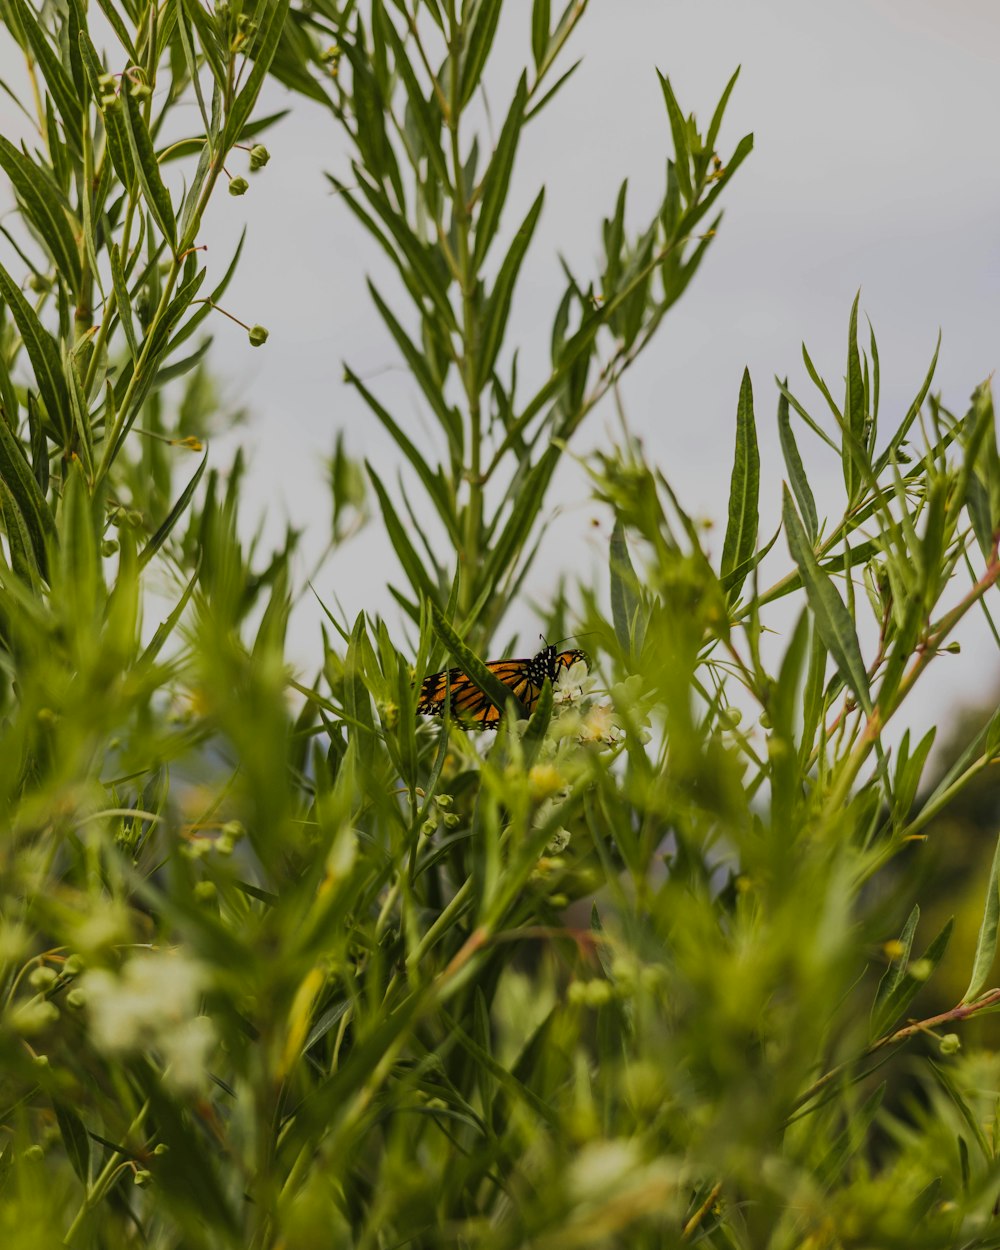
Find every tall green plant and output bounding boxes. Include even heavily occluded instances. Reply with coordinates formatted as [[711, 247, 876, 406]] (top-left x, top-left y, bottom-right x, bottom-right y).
[[0, 2, 999, 1249]]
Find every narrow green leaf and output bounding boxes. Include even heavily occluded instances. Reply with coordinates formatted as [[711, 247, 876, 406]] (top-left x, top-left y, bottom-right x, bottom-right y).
[[221, 0, 291, 154], [531, 0, 550, 68], [963, 831, 1000, 1003], [94, 0, 138, 60], [364, 283, 462, 453], [0, 260, 70, 442], [139, 450, 208, 569], [0, 137, 81, 293], [873, 333, 940, 477], [378, 11, 449, 189], [657, 71, 691, 202], [122, 82, 177, 249], [57, 458, 101, 629], [523, 56, 582, 122], [872, 915, 953, 1040], [79, 32, 134, 188], [777, 384, 818, 541], [870, 905, 919, 1038], [345, 365, 458, 544], [843, 291, 865, 502], [0, 478, 40, 585], [176, 0, 211, 138], [26, 393, 48, 496], [521, 678, 553, 767], [474, 73, 528, 266], [674, 131, 752, 239], [138, 562, 200, 669], [460, 0, 502, 107], [720, 367, 759, 598], [705, 65, 740, 156], [609, 518, 641, 660], [351, 171, 457, 331], [480, 444, 558, 591], [109, 243, 138, 361], [53, 1102, 91, 1185], [477, 189, 544, 388], [0, 399, 56, 575], [66, 354, 94, 479], [782, 485, 873, 716], [816, 1083, 885, 1187], [367, 465, 440, 604], [10, 0, 82, 145]]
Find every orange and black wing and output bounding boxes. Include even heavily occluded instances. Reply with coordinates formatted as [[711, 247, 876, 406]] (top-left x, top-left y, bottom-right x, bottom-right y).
[[417, 658, 535, 730]]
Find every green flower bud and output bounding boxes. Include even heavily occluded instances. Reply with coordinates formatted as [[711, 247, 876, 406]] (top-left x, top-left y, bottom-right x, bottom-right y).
[[248, 324, 269, 347], [249, 144, 270, 170], [102, 539, 119, 557], [939, 1033, 961, 1055], [28, 965, 58, 989], [228, 176, 249, 197]]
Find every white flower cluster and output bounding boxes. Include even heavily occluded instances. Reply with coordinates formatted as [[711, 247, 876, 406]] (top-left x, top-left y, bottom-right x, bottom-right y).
[[81, 950, 216, 1094], [550, 659, 623, 746]]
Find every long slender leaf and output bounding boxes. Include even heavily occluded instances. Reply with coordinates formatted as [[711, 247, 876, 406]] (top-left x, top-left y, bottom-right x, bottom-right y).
[[0, 398, 56, 575], [477, 190, 544, 388], [220, 0, 291, 154], [0, 260, 70, 442], [777, 384, 818, 541], [0, 137, 81, 292], [782, 485, 872, 716], [122, 81, 177, 249], [963, 831, 1000, 1003], [474, 73, 528, 266], [460, 0, 502, 107], [720, 367, 759, 598]]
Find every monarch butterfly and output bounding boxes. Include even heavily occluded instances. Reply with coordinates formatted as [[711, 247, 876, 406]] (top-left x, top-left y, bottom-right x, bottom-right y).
[[417, 645, 590, 730]]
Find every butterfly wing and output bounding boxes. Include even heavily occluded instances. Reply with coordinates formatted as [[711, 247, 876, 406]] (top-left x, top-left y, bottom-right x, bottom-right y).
[[416, 648, 590, 729], [417, 658, 535, 728]]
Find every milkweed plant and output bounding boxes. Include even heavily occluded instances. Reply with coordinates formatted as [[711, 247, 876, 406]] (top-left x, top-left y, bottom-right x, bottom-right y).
[[0, 0, 998, 1246]]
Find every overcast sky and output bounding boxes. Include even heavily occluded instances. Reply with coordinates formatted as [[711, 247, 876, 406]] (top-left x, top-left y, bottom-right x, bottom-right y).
[[1, 1, 998, 725]]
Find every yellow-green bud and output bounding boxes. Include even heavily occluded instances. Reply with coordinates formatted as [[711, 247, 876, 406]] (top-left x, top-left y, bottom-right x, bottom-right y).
[[249, 144, 270, 170], [248, 324, 269, 347], [228, 176, 249, 197]]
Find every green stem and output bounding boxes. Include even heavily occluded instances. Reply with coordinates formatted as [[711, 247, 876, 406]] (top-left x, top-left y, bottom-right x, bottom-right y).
[[445, 10, 482, 620], [64, 1098, 151, 1245]]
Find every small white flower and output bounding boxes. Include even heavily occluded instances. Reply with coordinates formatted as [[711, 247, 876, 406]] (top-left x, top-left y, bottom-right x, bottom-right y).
[[579, 702, 621, 745], [553, 659, 593, 706], [82, 951, 216, 1094]]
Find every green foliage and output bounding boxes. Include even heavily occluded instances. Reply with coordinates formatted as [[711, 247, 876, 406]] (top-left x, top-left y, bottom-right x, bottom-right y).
[[0, 2, 999, 1248]]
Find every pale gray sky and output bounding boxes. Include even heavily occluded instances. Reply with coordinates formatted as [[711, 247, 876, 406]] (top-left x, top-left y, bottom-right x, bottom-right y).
[[1, 1, 998, 720]]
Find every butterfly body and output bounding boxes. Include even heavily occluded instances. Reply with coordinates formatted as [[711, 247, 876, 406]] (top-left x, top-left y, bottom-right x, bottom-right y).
[[417, 645, 589, 729]]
